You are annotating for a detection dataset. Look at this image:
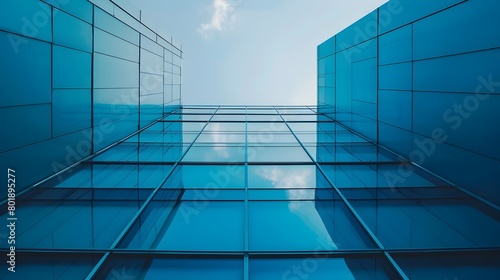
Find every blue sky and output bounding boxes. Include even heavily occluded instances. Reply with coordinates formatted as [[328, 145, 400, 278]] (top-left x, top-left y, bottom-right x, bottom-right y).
[[127, 0, 387, 105]]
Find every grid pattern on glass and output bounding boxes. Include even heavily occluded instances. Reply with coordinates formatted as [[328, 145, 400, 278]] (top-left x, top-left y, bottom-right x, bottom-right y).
[[1, 106, 499, 279]]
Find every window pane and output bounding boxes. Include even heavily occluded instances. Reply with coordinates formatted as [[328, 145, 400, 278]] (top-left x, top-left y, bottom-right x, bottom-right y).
[[249, 200, 376, 251], [250, 256, 399, 280], [119, 201, 244, 251], [96, 257, 243, 280]]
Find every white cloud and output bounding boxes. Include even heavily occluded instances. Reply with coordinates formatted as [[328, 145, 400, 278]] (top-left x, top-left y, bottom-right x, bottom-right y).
[[198, 0, 236, 38]]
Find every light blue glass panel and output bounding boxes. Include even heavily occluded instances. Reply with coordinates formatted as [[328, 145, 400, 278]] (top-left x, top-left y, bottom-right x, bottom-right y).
[[140, 93, 163, 127], [413, 91, 500, 160], [414, 43, 500, 94], [312, 144, 399, 163], [140, 73, 163, 95], [96, 257, 243, 280], [321, 164, 445, 189], [94, 53, 139, 88], [92, 143, 186, 162], [0, 0, 52, 41], [378, 122, 412, 158], [141, 34, 163, 56], [413, 0, 500, 60], [0, 32, 51, 107], [249, 200, 376, 251], [0, 253, 100, 280], [94, 28, 139, 62], [92, 117, 139, 152], [52, 89, 91, 137], [378, 0, 465, 34], [352, 100, 376, 120], [0, 199, 140, 249], [53, 45, 91, 89], [350, 188, 500, 249], [0, 129, 93, 200], [248, 165, 329, 189], [94, 88, 139, 125], [352, 58, 377, 103], [53, 10, 91, 52], [45, 0, 93, 23], [121, 201, 244, 251], [318, 36, 335, 59], [0, 104, 51, 152], [89, 164, 171, 189], [336, 10, 378, 52], [379, 90, 412, 130], [183, 145, 246, 162], [379, 25, 412, 65], [351, 114, 377, 142], [164, 165, 245, 189], [196, 133, 246, 143], [350, 38, 377, 62], [250, 256, 399, 280], [141, 49, 163, 75], [394, 251, 500, 280], [248, 146, 311, 163], [414, 134, 500, 206], [379, 62, 412, 91], [94, 7, 139, 45]]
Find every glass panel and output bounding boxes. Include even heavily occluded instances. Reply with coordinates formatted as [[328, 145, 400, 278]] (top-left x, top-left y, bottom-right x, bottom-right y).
[[92, 143, 187, 163], [94, 7, 139, 45], [0, 104, 51, 152], [393, 251, 500, 280], [212, 114, 247, 121], [53, 45, 91, 89], [349, 188, 500, 249], [140, 49, 163, 75], [53, 10, 92, 52], [0, 253, 100, 280], [247, 114, 283, 122], [250, 256, 399, 280], [52, 89, 91, 136], [196, 132, 246, 143], [321, 164, 447, 188], [162, 165, 245, 189], [94, 28, 139, 62], [311, 144, 402, 163], [96, 257, 243, 280], [119, 201, 244, 251], [94, 53, 139, 88], [0, 0, 52, 41], [0, 196, 140, 249], [249, 200, 376, 251], [183, 145, 246, 162], [248, 146, 311, 162], [248, 165, 329, 189], [0, 32, 51, 107], [247, 122, 289, 132], [205, 122, 245, 132]]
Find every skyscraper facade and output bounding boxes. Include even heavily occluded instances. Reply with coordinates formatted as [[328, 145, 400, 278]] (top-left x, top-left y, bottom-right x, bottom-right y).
[[0, 0, 182, 200]]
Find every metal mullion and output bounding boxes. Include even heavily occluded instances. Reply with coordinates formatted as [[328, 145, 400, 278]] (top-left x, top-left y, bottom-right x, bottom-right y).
[[277, 114, 410, 280]]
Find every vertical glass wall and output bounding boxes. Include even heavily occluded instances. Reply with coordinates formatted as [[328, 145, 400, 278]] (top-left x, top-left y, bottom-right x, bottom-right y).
[[317, 0, 500, 206], [0, 0, 182, 198], [1, 106, 498, 279]]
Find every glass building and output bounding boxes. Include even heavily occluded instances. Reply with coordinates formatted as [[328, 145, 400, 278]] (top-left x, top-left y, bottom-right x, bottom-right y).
[[1, 0, 499, 279]]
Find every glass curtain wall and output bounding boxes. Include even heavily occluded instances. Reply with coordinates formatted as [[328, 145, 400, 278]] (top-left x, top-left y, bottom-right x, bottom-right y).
[[1, 106, 499, 279]]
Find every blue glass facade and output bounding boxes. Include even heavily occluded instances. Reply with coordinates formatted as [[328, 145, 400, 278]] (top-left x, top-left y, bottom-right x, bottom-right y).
[[0, 0, 182, 199], [0, 0, 499, 279], [1, 105, 500, 279], [318, 0, 500, 205]]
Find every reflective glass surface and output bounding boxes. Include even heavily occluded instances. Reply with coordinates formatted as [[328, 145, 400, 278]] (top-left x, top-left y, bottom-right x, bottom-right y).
[[1, 104, 498, 279]]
